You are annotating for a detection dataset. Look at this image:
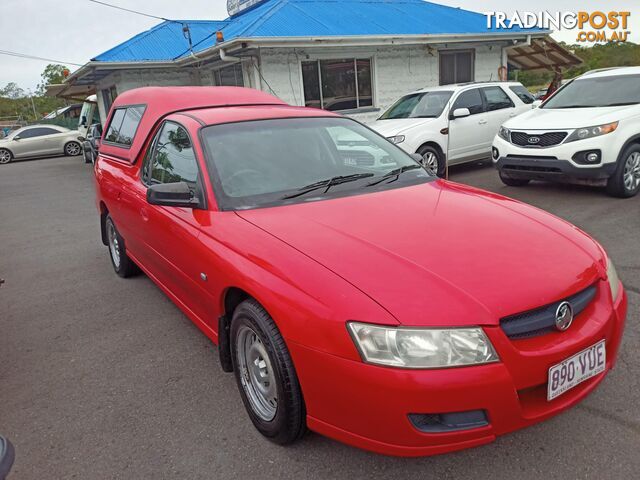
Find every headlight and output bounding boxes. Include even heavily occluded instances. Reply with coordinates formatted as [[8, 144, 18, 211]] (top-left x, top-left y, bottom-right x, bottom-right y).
[[387, 135, 405, 145], [498, 126, 511, 142], [347, 322, 499, 369], [607, 258, 621, 301], [565, 122, 618, 143]]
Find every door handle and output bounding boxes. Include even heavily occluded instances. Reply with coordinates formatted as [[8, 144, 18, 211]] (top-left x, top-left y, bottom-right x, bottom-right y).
[[478, 119, 488, 125]]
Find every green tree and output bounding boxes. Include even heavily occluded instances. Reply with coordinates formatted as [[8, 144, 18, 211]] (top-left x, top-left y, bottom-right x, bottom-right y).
[[0, 82, 25, 99], [36, 64, 69, 95]]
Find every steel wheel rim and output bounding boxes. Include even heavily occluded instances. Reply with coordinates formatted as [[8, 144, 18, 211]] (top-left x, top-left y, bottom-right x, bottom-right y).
[[420, 152, 438, 176], [66, 143, 80, 156], [107, 221, 121, 268], [623, 152, 640, 191], [0, 151, 10, 164], [236, 325, 278, 421]]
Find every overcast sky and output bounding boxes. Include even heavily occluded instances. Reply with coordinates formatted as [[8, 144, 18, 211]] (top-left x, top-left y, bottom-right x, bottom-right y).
[[1, 0, 638, 91]]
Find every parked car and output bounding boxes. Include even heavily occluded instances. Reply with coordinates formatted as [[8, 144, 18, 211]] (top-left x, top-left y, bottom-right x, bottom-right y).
[[0, 436, 14, 480], [95, 86, 626, 457], [0, 124, 82, 164], [370, 82, 535, 176], [493, 67, 640, 197], [81, 123, 103, 164]]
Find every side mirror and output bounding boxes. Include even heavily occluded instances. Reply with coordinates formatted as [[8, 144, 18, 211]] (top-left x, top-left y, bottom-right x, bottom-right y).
[[147, 181, 202, 209], [13, 135, 20, 141], [78, 136, 86, 142], [451, 108, 471, 119]]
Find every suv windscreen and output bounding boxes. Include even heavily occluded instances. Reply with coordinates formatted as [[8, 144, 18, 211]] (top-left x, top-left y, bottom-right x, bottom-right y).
[[542, 74, 640, 108], [379, 91, 453, 119], [201, 117, 433, 210]]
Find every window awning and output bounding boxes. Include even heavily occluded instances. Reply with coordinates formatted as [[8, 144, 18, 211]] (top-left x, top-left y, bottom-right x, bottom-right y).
[[507, 36, 582, 71]]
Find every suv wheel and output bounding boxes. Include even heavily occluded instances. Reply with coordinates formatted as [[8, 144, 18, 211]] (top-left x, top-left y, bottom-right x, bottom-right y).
[[499, 171, 530, 187], [230, 299, 306, 445], [417, 145, 444, 178], [607, 145, 640, 198]]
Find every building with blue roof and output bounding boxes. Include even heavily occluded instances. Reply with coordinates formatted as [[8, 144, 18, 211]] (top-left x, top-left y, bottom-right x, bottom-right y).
[[56, 0, 579, 124]]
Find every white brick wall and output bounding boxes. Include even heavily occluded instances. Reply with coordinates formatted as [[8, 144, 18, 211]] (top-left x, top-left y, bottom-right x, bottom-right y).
[[94, 42, 505, 124]]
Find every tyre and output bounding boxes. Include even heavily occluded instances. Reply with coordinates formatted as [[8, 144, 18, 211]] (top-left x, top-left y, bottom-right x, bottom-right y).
[[230, 299, 306, 445], [64, 141, 82, 157], [0, 148, 12, 165], [83, 146, 93, 164], [499, 171, 530, 187], [606, 144, 640, 198], [416, 145, 445, 178], [105, 215, 139, 278]]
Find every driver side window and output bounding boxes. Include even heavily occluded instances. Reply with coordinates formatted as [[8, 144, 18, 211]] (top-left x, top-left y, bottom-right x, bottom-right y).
[[142, 122, 199, 187]]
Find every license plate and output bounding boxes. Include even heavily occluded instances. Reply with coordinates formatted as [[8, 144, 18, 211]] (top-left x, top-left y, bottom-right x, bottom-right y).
[[547, 340, 606, 401]]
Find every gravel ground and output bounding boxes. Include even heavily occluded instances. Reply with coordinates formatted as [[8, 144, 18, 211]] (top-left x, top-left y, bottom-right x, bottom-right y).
[[1, 156, 638, 479]]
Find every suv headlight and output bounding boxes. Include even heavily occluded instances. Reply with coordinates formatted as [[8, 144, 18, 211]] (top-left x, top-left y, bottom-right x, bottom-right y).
[[387, 135, 405, 145], [347, 322, 499, 369], [607, 257, 621, 301], [566, 122, 618, 143], [498, 126, 511, 142]]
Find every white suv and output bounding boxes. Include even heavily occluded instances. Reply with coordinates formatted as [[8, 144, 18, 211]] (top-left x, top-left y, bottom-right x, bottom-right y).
[[493, 67, 640, 198], [370, 82, 535, 176]]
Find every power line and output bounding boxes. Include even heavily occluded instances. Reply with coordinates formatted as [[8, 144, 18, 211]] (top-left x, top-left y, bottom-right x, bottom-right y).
[[87, 0, 171, 22], [0, 50, 83, 67]]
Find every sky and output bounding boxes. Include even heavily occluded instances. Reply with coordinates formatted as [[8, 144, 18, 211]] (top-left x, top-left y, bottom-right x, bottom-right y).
[[1, 0, 638, 92]]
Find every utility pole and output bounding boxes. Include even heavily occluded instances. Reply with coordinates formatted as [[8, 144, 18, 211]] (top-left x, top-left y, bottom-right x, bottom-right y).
[[27, 89, 37, 120]]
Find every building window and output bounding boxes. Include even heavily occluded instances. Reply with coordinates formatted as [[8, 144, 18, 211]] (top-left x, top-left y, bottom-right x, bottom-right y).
[[214, 63, 244, 87], [302, 58, 373, 111], [439, 50, 474, 85], [101, 86, 118, 113]]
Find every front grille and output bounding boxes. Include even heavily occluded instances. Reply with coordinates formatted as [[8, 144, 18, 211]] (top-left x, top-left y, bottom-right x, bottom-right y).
[[500, 285, 597, 340], [511, 131, 568, 148], [502, 164, 562, 174], [340, 150, 375, 166]]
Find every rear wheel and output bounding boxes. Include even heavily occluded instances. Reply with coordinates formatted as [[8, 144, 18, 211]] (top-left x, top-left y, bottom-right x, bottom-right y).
[[105, 215, 139, 278], [499, 171, 530, 187], [64, 141, 82, 157], [231, 299, 306, 445], [606, 145, 640, 198], [0, 149, 12, 164], [416, 145, 445, 178]]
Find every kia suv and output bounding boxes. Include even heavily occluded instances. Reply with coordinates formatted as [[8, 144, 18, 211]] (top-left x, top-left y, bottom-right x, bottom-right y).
[[493, 67, 640, 197], [370, 82, 535, 177]]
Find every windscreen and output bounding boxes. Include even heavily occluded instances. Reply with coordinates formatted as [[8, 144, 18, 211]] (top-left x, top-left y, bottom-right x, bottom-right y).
[[378, 91, 453, 119], [201, 117, 432, 210], [543, 74, 640, 109]]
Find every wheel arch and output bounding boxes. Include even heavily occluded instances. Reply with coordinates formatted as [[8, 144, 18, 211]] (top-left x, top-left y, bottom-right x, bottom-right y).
[[0, 146, 14, 159], [99, 202, 109, 246], [218, 286, 252, 372], [617, 134, 640, 164], [416, 140, 445, 158]]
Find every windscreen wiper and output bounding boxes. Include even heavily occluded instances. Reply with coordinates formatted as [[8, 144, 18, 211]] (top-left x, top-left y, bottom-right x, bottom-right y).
[[366, 164, 422, 187], [282, 173, 374, 199]]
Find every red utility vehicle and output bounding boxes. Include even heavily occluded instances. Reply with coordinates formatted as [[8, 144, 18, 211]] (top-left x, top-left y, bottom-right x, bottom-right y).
[[94, 87, 627, 456]]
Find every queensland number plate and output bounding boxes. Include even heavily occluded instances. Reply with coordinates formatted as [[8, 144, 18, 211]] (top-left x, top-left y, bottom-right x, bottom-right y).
[[547, 340, 606, 401]]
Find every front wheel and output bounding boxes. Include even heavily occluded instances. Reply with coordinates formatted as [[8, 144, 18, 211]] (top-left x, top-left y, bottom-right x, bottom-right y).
[[499, 171, 530, 187], [0, 149, 12, 165], [231, 299, 306, 445], [64, 141, 82, 157], [606, 145, 640, 198], [416, 145, 445, 178]]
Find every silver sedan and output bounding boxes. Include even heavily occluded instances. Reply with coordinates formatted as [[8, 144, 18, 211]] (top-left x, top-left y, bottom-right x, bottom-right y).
[[0, 125, 82, 164]]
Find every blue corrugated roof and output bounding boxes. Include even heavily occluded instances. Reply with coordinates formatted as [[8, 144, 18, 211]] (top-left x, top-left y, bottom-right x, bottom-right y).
[[94, 0, 543, 63]]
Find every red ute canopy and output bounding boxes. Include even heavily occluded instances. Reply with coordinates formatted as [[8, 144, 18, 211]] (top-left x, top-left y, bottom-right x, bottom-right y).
[[100, 86, 287, 163]]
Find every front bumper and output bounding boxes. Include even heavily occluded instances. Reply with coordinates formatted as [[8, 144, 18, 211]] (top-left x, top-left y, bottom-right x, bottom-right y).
[[492, 135, 617, 182], [289, 282, 627, 457]]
